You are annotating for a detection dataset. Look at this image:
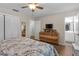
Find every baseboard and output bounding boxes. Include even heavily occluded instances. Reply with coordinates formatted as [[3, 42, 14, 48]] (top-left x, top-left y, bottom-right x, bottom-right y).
[[58, 42, 65, 46]]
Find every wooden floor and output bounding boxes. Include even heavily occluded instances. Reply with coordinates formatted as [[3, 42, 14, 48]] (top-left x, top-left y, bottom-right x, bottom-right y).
[[33, 39, 74, 56], [54, 44, 73, 56]]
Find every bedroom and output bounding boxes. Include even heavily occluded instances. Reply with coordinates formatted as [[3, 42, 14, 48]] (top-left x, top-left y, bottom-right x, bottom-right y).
[[0, 3, 79, 56]]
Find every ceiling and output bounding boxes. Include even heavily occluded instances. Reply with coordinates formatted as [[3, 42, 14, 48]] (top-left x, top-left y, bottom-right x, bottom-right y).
[[0, 3, 79, 17]]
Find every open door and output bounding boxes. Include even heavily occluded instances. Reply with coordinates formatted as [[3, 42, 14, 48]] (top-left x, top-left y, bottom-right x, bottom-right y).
[[65, 15, 79, 43], [65, 16, 75, 42], [74, 16, 79, 44]]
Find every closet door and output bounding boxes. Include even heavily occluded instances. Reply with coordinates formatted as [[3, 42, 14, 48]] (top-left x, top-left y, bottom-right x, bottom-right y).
[[0, 15, 4, 40], [5, 15, 21, 40]]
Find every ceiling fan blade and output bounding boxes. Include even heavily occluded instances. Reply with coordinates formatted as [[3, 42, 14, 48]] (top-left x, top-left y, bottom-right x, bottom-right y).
[[21, 6, 28, 8], [36, 6, 43, 9]]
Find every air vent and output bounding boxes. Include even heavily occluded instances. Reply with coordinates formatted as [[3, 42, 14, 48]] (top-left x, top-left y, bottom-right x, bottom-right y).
[[12, 9, 19, 12]]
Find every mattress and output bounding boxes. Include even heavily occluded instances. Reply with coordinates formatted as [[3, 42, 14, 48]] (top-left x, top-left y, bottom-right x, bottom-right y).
[[0, 38, 58, 56]]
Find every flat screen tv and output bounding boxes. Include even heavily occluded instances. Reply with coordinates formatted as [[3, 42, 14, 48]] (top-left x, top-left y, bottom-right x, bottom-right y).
[[46, 24, 53, 29]]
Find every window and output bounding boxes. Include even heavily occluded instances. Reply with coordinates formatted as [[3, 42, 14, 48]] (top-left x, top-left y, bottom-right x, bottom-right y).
[[65, 16, 74, 32], [65, 16, 78, 32]]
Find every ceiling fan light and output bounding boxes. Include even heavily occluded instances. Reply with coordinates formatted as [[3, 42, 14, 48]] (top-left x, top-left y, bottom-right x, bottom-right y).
[[29, 4, 36, 10]]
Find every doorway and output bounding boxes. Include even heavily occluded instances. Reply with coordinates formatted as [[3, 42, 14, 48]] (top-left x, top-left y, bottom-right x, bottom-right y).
[[65, 16, 79, 43]]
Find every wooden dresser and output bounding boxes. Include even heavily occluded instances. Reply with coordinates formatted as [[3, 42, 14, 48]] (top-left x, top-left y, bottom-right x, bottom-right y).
[[39, 31, 59, 44]]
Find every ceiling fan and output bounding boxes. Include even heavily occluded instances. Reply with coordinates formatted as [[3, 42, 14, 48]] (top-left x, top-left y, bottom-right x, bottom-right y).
[[21, 3, 44, 12]]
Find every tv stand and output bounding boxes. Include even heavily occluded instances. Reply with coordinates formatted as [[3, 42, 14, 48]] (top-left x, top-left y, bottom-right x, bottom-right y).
[[39, 31, 59, 44], [44, 28, 53, 32]]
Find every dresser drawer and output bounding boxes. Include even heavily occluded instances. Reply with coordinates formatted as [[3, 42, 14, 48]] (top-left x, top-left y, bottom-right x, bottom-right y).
[[40, 35, 58, 40]]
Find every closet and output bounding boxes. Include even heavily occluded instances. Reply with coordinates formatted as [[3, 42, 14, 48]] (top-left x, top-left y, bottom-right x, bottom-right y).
[[0, 14, 21, 40], [0, 15, 4, 40]]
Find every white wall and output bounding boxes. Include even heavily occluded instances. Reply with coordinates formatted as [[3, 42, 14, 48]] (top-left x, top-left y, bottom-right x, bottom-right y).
[[19, 15, 32, 38], [38, 11, 78, 45]]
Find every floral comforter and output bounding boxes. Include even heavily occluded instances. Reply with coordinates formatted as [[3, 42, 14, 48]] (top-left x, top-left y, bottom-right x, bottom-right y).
[[0, 38, 58, 56]]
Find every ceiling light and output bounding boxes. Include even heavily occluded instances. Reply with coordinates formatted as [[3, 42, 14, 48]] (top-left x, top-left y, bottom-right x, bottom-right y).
[[29, 4, 36, 10]]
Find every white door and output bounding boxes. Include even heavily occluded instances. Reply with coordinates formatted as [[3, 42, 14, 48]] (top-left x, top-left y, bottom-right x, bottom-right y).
[[65, 16, 74, 42], [29, 20, 35, 38], [74, 16, 79, 44], [34, 20, 41, 40], [5, 15, 21, 40], [0, 15, 4, 40]]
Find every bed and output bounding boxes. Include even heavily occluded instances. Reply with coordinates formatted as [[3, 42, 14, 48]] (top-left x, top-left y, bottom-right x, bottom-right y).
[[0, 38, 59, 56]]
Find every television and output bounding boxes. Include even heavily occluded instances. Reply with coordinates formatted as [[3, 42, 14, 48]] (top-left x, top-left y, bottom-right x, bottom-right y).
[[46, 24, 53, 29]]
